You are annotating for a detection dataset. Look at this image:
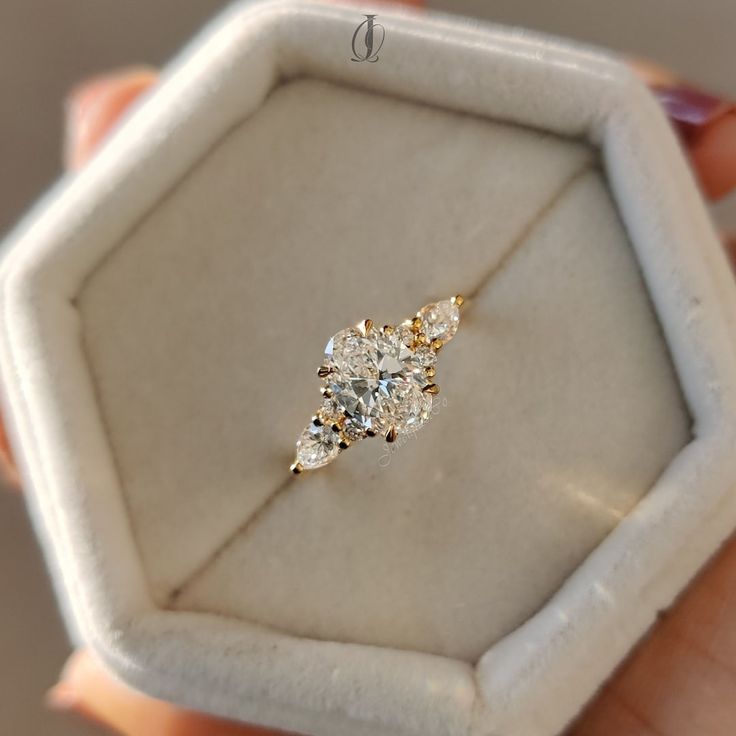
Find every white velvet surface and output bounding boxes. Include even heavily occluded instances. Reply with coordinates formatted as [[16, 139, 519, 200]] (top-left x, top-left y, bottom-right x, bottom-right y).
[[79, 78, 599, 611], [1, 3, 735, 736], [173, 167, 689, 662], [76, 76, 687, 661]]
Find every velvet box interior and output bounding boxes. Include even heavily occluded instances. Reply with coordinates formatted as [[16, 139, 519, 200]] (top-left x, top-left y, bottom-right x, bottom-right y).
[[1, 2, 735, 736]]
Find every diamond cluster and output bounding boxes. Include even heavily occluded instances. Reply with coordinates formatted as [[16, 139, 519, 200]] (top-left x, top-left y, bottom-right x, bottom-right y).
[[292, 296, 463, 473]]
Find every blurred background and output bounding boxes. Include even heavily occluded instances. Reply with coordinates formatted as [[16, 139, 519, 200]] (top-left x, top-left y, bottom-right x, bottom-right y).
[[0, 1, 734, 733]]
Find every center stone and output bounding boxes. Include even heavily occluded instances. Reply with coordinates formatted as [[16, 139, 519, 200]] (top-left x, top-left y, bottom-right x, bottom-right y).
[[324, 328, 432, 434]]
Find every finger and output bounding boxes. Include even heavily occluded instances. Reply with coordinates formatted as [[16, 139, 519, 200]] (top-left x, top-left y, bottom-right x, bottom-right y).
[[651, 84, 736, 200], [48, 649, 286, 736], [688, 111, 736, 199], [64, 67, 157, 171], [726, 234, 736, 268], [0, 415, 21, 492], [569, 533, 736, 736], [631, 61, 736, 201]]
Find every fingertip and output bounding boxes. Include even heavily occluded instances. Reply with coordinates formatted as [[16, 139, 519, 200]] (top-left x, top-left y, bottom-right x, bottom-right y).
[[690, 112, 736, 200], [64, 66, 157, 171], [629, 59, 736, 201], [45, 682, 80, 713]]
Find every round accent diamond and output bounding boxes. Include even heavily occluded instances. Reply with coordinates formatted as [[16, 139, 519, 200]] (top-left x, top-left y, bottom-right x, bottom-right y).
[[413, 345, 437, 370], [320, 397, 343, 424], [397, 322, 417, 347], [296, 422, 341, 469], [342, 418, 367, 442], [418, 300, 460, 342], [391, 381, 432, 432]]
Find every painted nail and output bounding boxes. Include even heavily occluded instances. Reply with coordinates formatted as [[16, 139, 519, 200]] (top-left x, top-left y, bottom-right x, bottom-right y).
[[651, 83, 733, 140]]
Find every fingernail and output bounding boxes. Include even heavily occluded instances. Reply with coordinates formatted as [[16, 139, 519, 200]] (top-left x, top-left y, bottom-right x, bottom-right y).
[[652, 83, 733, 139]]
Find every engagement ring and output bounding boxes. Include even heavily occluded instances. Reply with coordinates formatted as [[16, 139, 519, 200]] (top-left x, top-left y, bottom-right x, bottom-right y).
[[291, 296, 465, 473]]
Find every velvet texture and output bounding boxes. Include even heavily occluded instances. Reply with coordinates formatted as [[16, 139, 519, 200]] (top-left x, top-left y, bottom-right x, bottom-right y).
[[0, 3, 735, 736]]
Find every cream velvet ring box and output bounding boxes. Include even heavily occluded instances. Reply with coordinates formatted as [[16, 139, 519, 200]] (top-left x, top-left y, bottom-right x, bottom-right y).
[[2, 1, 736, 735]]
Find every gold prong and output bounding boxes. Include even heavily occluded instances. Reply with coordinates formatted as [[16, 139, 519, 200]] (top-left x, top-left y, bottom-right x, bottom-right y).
[[423, 383, 440, 395], [290, 462, 304, 475], [366, 428, 377, 438], [415, 333, 429, 346], [385, 426, 398, 443], [382, 324, 395, 335], [330, 419, 344, 432], [431, 339, 443, 351], [411, 316, 422, 334], [311, 414, 323, 427], [339, 438, 351, 450], [452, 294, 465, 307], [357, 318, 374, 335], [321, 386, 333, 398], [317, 365, 331, 378], [425, 366, 436, 378]]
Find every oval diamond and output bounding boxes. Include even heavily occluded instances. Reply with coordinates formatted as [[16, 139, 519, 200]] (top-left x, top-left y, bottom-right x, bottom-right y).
[[325, 328, 375, 377], [325, 327, 430, 434]]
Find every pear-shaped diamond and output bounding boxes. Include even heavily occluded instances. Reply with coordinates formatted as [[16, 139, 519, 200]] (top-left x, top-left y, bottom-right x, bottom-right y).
[[295, 422, 341, 470]]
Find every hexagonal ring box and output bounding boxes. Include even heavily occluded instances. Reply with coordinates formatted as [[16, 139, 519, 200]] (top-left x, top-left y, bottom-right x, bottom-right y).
[[2, 2, 736, 735]]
